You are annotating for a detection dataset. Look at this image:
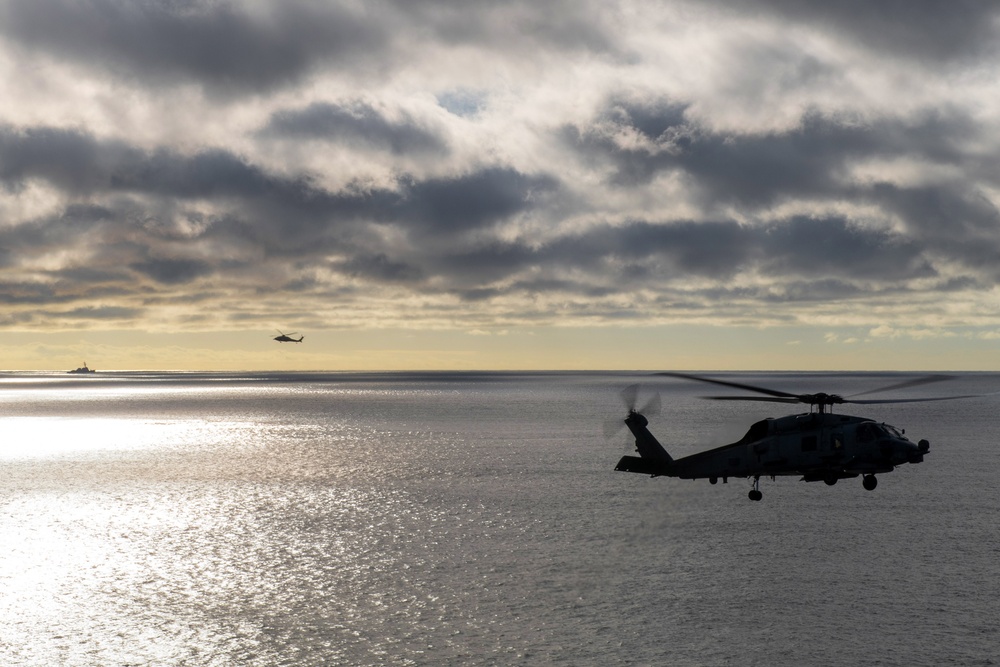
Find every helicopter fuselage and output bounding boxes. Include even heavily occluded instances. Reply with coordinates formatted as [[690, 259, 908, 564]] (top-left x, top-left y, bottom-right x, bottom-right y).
[[616, 410, 929, 487]]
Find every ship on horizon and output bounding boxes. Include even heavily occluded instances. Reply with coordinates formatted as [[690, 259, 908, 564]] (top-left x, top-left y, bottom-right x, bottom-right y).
[[67, 362, 96, 374]]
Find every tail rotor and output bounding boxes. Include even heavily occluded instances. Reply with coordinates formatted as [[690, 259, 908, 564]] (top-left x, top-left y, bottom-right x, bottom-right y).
[[604, 384, 661, 439]]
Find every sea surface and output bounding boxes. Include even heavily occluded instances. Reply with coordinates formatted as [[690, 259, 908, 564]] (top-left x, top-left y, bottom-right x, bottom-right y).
[[1, 370, 999, 666]]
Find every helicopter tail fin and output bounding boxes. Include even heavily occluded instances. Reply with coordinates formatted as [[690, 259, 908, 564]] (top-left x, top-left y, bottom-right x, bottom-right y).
[[615, 411, 674, 476]]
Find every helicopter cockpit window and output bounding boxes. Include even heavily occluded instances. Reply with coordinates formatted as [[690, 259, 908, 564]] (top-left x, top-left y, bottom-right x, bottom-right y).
[[743, 420, 770, 443], [880, 424, 904, 439], [865, 424, 898, 440]]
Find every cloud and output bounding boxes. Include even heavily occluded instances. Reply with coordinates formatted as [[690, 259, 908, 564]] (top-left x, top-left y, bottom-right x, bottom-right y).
[[0, 0, 998, 339], [331, 254, 424, 284], [565, 101, 981, 208], [0, 0, 386, 95], [0, 125, 143, 194], [698, 0, 1000, 63], [261, 101, 448, 155], [400, 168, 560, 234], [61, 305, 143, 320], [129, 258, 215, 285]]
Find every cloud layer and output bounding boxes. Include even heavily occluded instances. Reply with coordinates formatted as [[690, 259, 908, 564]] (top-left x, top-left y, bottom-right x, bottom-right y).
[[1, 0, 999, 337]]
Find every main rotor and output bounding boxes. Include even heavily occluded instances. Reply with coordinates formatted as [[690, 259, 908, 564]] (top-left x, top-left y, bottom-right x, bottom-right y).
[[657, 372, 973, 414]]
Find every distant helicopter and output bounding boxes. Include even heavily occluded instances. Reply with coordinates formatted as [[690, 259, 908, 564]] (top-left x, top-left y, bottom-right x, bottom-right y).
[[273, 330, 304, 343], [611, 372, 985, 501]]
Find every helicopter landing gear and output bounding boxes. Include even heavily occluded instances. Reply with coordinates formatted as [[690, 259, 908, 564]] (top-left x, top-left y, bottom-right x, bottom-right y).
[[748, 476, 762, 501], [862, 475, 878, 491]]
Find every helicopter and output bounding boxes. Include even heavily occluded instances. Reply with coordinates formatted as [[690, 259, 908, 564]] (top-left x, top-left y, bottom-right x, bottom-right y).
[[612, 372, 984, 501], [273, 330, 304, 343]]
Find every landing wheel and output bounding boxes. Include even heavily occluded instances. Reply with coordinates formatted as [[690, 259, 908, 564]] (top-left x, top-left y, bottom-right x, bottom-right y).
[[863, 475, 878, 491], [824, 475, 838, 486], [748, 489, 763, 501]]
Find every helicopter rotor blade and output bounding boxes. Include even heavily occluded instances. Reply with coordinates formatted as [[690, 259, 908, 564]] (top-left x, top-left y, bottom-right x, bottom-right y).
[[701, 395, 801, 403], [603, 385, 637, 438], [846, 374, 955, 399], [603, 417, 626, 438], [662, 371, 989, 408], [639, 392, 662, 417], [655, 372, 798, 400], [846, 393, 987, 405], [620, 384, 640, 412]]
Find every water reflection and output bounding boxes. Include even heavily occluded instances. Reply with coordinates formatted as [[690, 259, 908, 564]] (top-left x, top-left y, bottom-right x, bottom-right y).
[[0, 417, 248, 459], [1, 476, 507, 665], [3, 372, 998, 666]]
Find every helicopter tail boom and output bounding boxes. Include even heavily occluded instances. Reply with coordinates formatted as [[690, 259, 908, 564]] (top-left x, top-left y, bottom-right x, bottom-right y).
[[615, 410, 675, 476], [615, 455, 672, 475]]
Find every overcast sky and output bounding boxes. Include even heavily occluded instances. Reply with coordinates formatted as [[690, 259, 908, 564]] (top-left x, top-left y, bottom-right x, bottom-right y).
[[1, 0, 999, 370]]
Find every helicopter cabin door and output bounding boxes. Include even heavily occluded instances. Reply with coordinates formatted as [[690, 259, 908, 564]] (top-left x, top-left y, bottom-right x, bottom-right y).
[[823, 427, 847, 464]]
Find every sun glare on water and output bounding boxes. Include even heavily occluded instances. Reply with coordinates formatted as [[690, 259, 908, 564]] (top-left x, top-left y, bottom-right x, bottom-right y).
[[0, 416, 241, 460]]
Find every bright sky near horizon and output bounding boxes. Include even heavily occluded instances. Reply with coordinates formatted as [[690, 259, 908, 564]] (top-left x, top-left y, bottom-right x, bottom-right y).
[[1, 1, 999, 371]]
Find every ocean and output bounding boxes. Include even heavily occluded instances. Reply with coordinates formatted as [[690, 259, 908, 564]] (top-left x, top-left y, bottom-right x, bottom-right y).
[[1, 371, 998, 666]]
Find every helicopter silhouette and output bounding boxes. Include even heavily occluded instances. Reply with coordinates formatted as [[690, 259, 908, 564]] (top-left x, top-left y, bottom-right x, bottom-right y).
[[273, 330, 304, 343], [612, 372, 986, 501]]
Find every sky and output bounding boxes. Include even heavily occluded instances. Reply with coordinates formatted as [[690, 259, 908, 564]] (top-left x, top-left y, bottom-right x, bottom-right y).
[[1, 0, 999, 371]]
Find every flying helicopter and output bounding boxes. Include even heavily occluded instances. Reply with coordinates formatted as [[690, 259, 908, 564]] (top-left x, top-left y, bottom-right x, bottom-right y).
[[611, 372, 984, 501], [273, 330, 304, 343]]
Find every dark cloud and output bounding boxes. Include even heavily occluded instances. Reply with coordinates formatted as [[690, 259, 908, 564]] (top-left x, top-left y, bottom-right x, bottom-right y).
[[604, 97, 690, 142], [400, 168, 560, 234], [557, 98, 1000, 293], [0, 281, 73, 306], [0, 124, 394, 234], [755, 216, 935, 282], [870, 183, 1000, 279], [566, 103, 980, 209], [0, 127, 543, 239], [871, 183, 1000, 237], [701, 0, 1000, 62], [0, 120, 560, 239], [400, 214, 939, 305], [564, 106, 835, 204], [391, 0, 619, 55], [0, 0, 384, 94], [0, 116, 976, 316], [0, 125, 144, 194], [0, 126, 319, 206], [129, 258, 214, 285], [437, 240, 540, 285], [262, 101, 448, 155], [332, 254, 424, 284], [0, 0, 623, 98], [0, 123, 569, 310], [598, 220, 751, 278], [3, 86, 996, 332], [577, 217, 932, 285], [111, 148, 331, 206], [61, 305, 143, 320], [0, 0, 997, 342]]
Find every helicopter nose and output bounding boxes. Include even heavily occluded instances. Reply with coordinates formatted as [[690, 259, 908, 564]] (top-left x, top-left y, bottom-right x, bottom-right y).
[[907, 440, 928, 464]]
